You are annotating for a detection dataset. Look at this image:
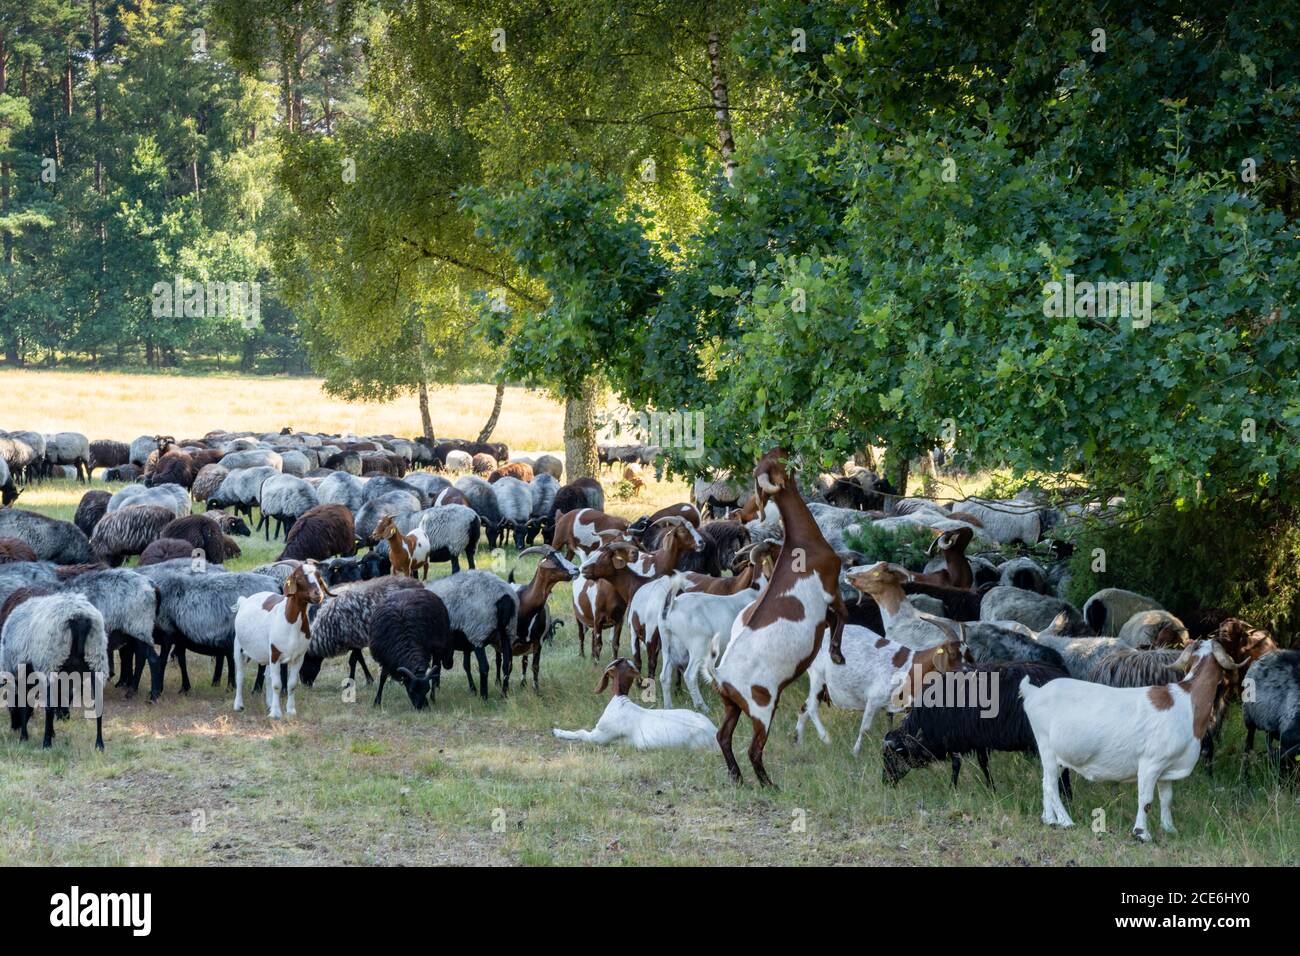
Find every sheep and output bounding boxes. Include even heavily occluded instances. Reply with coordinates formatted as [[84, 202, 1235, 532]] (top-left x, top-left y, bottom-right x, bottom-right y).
[[1021, 640, 1240, 840], [44, 432, 92, 482], [571, 476, 605, 511], [415, 504, 480, 574], [553, 659, 718, 750], [0, 537, 37, 564], [692, 475, 747, 518], [318, 551, 389, 588], [426, 570, 518, 699], [145, 451, 196, 489], [533, 454, 563, 480], [491, 476, 533, 549], [443, 449, 473, 473], [1116, 609, 1189, 649], [73, 490, 111, 540], [0, 457, 17, 506], [471, 452, 497, 475], [796, 624, 963, 756], [368, 588, 455, 709], [1241, 649, 1300, 778], [697, 520, 750, 574], [256, 474, 319, 540], [139, 538, 201, 566], [89, 504, 174, 567], [277, 504, 357, 562], [959, 620, 1065, 668], [355, 490, 422, 543], [363, 475, 430, 509], [714, 449, 848, 786], [1082, 587, 1165, 636], [900, 579, 982, 621], [277, 449, 312, 477], [401, 472, 452, 503], [323, 450, 363, 475], [103, 464, 141, 482], [997, 556, 1048, 593], [139, 565, 274, 694], [297, 575, 423, 687], [489, 461, 534, 483], [0, 509, 93, 564], [315, 471, 367, 513], [62, 568, 162, 701], [0, 584, 59, 632], [454, 475, 503, 548], [0, 561, 62, 607], [218, 449, 283, 472], [107, 483, 190, 520], [954, 497, 1048, 545], [206, 465, 278, 520], [89, 439, 130, 474], [128, 436, 159, 468], [163, 512, 247, 562], [232, 563, 328, 718], [1, 592, 107, 748], [526, 473, 559, 544], [979, 585, 1088, 634], [883, 659, 1072, 792]]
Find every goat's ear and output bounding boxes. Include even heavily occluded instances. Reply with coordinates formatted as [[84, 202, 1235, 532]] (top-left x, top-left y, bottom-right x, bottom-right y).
[[594, 668, 612, 694], [284, 576, 298, 595]]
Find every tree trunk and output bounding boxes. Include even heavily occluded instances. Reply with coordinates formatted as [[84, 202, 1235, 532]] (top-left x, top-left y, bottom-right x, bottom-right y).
[[706, 31, 737, 182], [890, 455, 911, 498], [477, 381, 505, 442], [417, 376, 434, 444], [563, 377, 600, 480]]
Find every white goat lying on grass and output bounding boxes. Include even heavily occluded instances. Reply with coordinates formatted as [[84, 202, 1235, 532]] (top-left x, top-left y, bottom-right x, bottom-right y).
[[553, 659, 717, 750]]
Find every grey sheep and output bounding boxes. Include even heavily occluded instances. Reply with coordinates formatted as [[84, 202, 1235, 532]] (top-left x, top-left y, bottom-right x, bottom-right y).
[[1116, 609, 1189, 649], [402, 472, 452, 502], [191, 464, 230, 503], [363, 475, 430, 509], [315, 471, 367, 513], [1242, 650, 1300, 777], [1082, 587, 1164, 636], [955, 497, 1046, 545], [140, 565, 273, 694], [218, 449, 283, 472], [997, 556, 1048, 593], [960, 621, 1066, 668], [418, 504, 480, 574], [62, 568, 162, 701], [454, 475, 503, 547], [491, 476, 532, 549], [526, 473, 559, 544], [0, 561, 62, 607], [129, 436, 159, 468], [107, 483, 190, 519], [426, 570, 518, 698], [1, 592, 107, 748], [277, 450, 311, 477], [0, 509, 94, 564], [44, 431, 92, 482], [90, 504, 175, 566], [533, 454, 563, 481], [208, 465, 279, 519], [298, 575, 424, 687], [256, 474, 319, 540], [356, 490, 422, 542], [980, 585, 1088, 634]]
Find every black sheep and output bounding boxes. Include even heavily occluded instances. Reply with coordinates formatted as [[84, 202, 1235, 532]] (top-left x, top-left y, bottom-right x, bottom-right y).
[[73, 490, 112, 539], [882, 660, 1072, 795], [368, 589, 455, 710], [902, 580, 982, 621]]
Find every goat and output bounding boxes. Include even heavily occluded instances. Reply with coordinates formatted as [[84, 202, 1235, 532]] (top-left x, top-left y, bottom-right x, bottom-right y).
[[551, 507, 629, 557], [506, 546, 579, 691], [1021, 640, 1240, 840], [713, 448, 847, 786], [232, 562, 329, 718], [553, 659, 717, 750]]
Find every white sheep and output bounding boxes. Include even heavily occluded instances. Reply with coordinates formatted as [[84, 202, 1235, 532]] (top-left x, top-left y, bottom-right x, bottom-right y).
[[553, 659, 717, 750]]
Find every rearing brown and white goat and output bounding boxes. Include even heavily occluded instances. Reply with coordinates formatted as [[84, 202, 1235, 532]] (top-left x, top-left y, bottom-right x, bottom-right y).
[[713, 448, 847, 786]]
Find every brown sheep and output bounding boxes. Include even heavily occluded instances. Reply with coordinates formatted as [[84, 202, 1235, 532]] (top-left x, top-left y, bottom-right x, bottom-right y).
[[472, 453, 497, 475], [277, 504, 357, 562], [0, 537, 38, 564], [139, 538, 201, 566], [489, 461, 535, 484]]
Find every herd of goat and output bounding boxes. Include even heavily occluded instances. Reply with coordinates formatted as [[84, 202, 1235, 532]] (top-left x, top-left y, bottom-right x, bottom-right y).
[[0, 428, 1296, 842]]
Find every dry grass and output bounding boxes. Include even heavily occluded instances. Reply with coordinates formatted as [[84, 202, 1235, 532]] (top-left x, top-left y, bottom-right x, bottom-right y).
[[0, 370, 564, 451]]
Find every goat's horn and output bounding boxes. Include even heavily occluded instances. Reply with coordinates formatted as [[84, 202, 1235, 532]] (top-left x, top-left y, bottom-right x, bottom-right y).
[[516, 546, 552, 559], [756, 473, 781, 494], [650, 515, 686, 528], [1211, 641, 1241, 670]]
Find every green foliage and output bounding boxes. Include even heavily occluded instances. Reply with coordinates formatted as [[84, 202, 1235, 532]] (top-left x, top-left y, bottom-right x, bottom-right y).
[[1064, 502, 1300, 640], [842, 521, 936, 572]]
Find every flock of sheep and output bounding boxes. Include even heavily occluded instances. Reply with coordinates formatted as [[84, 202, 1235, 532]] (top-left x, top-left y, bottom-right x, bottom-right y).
[[0, 427, 1296, 843]]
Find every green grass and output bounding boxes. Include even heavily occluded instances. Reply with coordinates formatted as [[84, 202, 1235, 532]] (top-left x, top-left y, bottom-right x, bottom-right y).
[[1, 480, 1296, 866]]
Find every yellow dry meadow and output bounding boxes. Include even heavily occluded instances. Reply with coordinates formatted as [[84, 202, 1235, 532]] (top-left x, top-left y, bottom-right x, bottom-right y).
[[0, 370, 566, 451]]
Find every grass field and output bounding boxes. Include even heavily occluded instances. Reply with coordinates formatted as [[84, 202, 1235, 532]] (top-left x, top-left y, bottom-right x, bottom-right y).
[[0, 370, 564, 452], [2, 476, 1296, 867]]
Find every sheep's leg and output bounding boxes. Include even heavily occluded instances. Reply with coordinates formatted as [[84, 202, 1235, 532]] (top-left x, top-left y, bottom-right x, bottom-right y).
[[465, 548, 476, 570], [136, 640, 161, 702], [1060, 768, 1073, 802], [1200, 734, 1214, 777], [373, 669, 389, 707], [91, 676, 104, 751], [716, 696, 744, 783], [42, 705, 55, 748], [176, 647, 191, 694], [462, 651, 477, 694], [253, 665, 265, 693], [493, 647, 502, 686], [474, 646, 490, 700], [975, 749, 995, 790], [1157, 779, 1176, 834], [18, 704, 31, 742], [1132, 765, 1157, 842], [114, 644, 131, 686], [210, 652, 223, 686], [1244, 721, 1256, 752], [747, 716, 774, 788], [348, 649, 374, 686], [233, 649, 245, 712], [949, 754, 962, 788], [227, 651, 237, 688], [154, 634, 172, 691]]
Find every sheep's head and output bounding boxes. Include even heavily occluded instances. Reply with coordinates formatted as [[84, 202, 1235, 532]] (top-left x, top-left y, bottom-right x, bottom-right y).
[[394, 665, 435, 710], [595, 658, 642, 697], [881, 727, 933, 785]]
